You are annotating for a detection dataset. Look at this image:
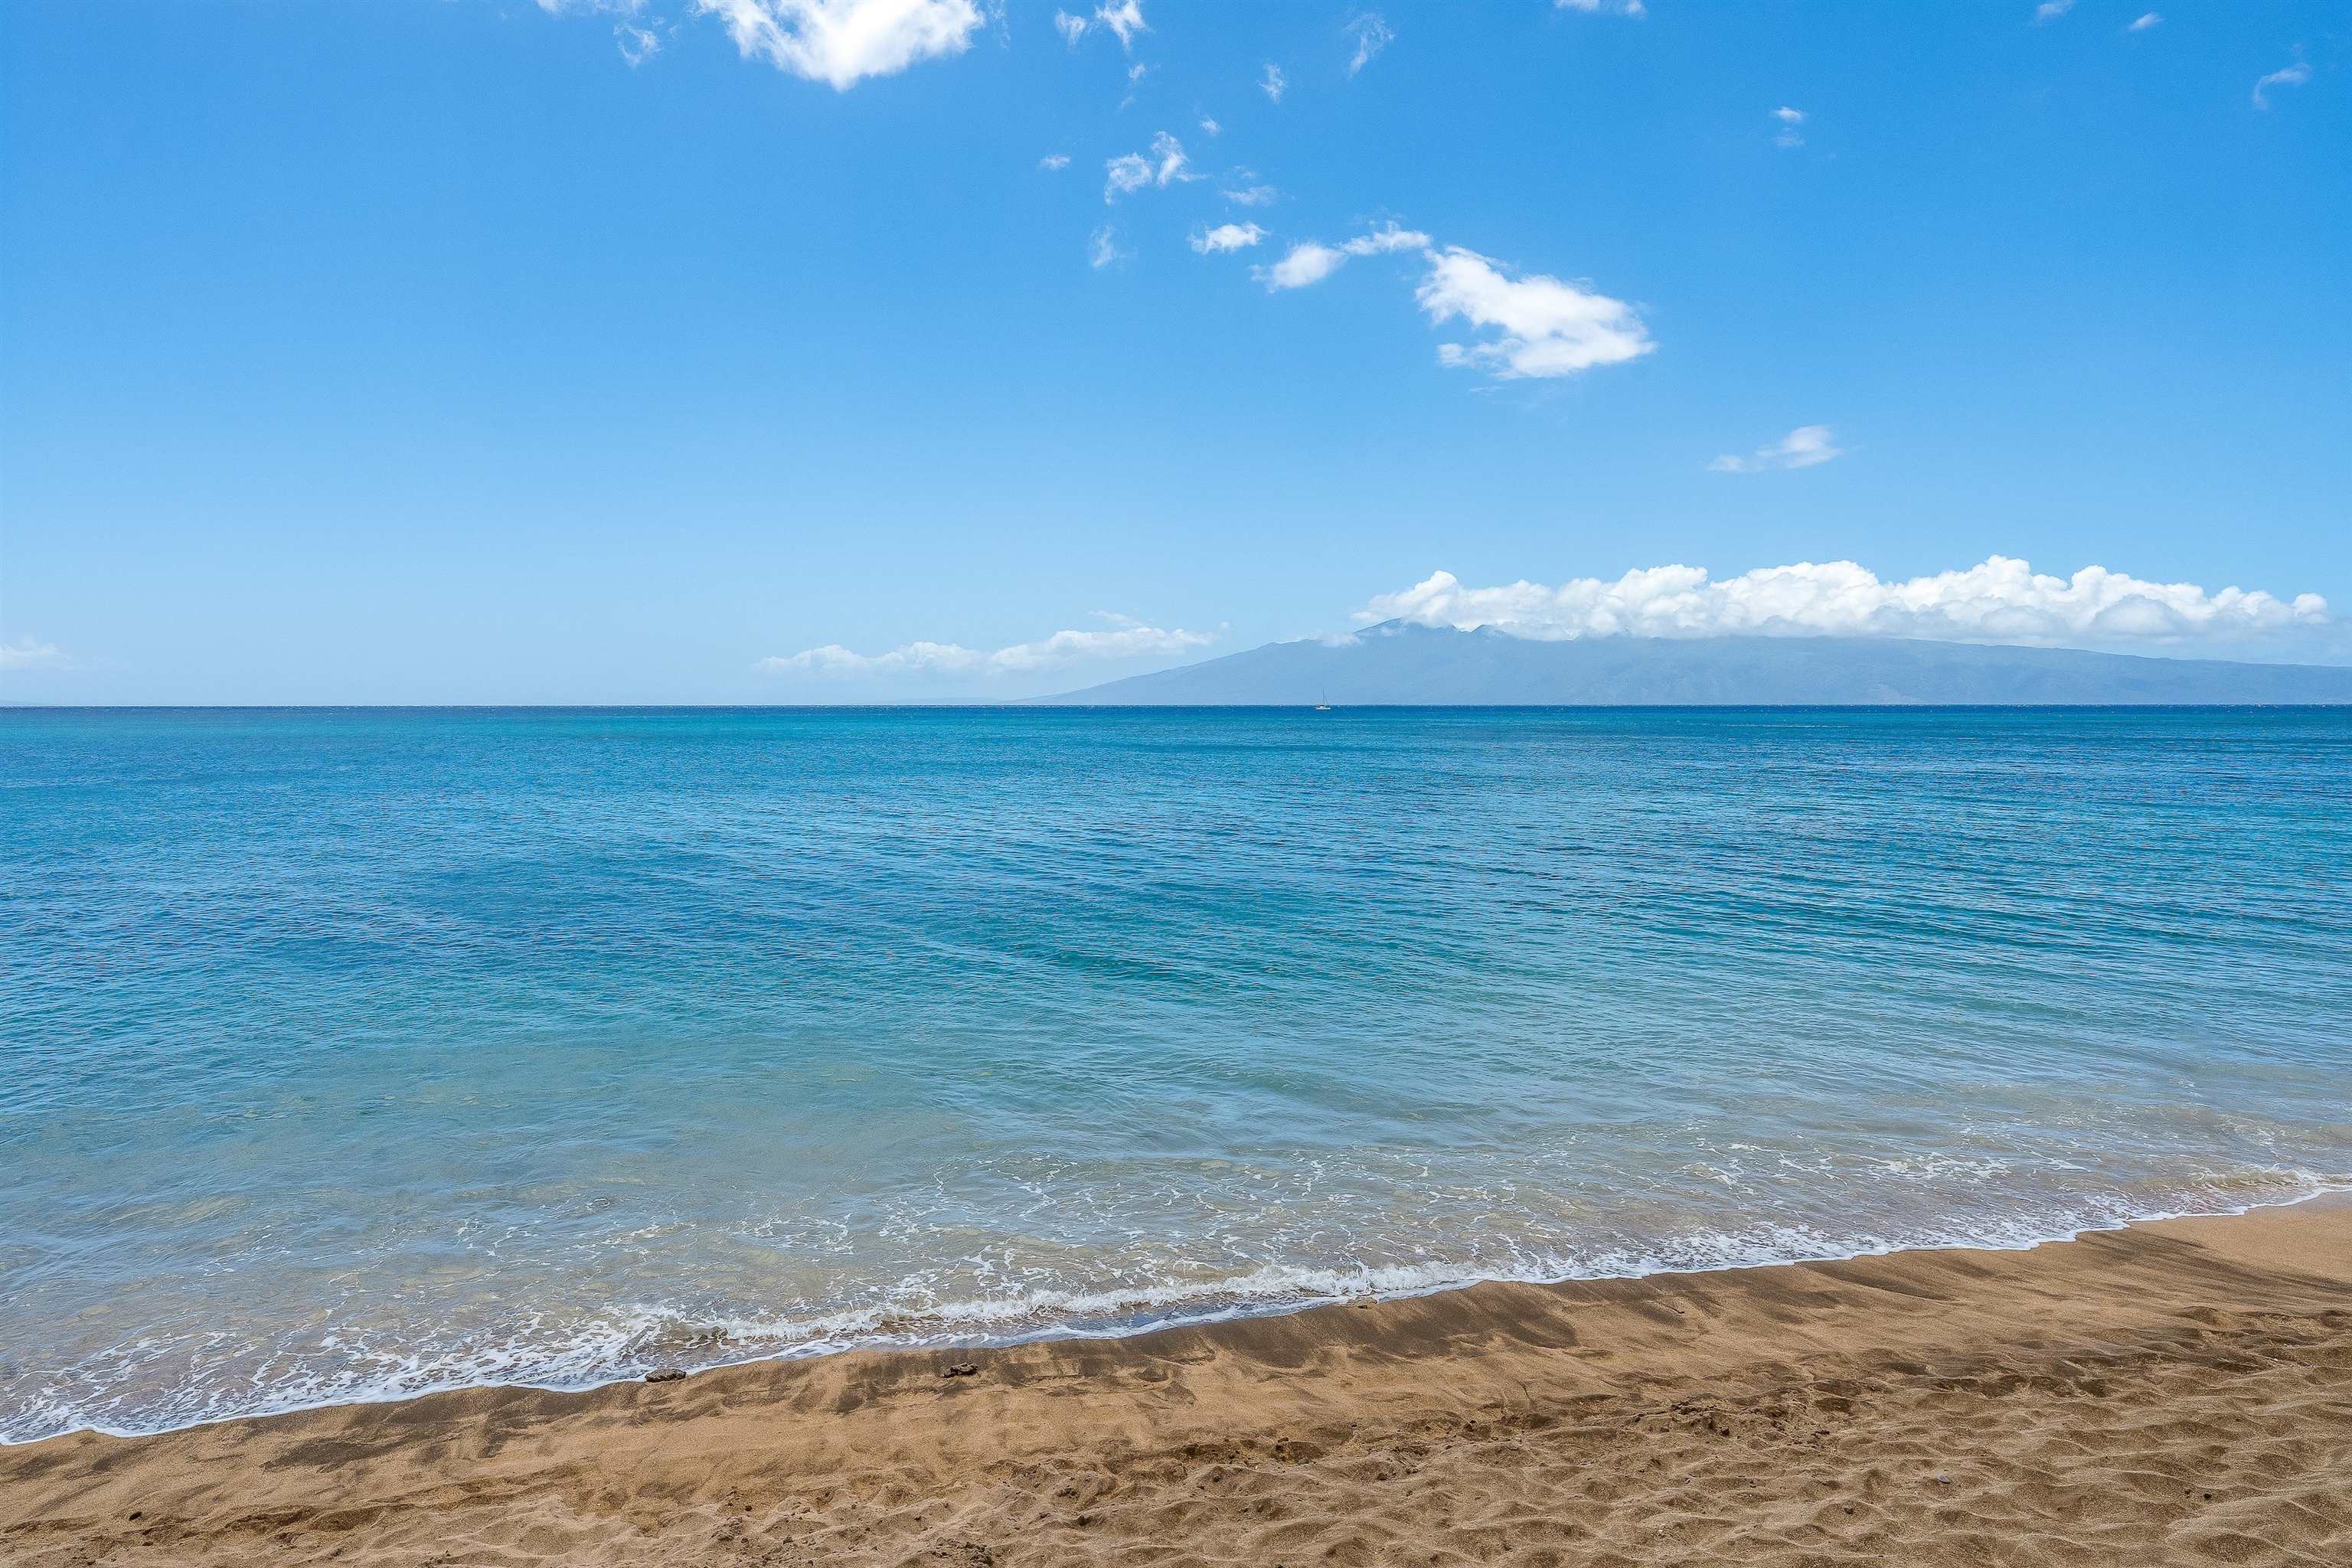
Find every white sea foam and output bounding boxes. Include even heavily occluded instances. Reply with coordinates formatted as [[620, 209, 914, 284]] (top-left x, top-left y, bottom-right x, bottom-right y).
[[10, 1172, 2343, 1445]]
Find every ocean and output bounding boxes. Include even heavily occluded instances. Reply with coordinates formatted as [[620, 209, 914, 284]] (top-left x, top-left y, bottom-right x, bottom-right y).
[[3, 705, 2347, 1444]]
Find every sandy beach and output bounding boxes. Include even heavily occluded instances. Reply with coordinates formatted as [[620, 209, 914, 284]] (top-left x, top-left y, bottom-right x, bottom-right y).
[[3, 1197, 2346, 1567]]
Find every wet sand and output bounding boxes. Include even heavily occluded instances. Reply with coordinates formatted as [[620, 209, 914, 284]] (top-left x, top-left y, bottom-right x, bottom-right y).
[[4, 1196, 2347, 1566]]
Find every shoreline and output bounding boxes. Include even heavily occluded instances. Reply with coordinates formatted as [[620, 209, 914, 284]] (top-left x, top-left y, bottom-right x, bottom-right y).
[[13, 1183, 2345, 1449], [6, 1194, 2348, 1565]]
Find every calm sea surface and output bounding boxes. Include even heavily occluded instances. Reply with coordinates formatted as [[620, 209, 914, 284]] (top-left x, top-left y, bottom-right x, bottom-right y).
[[3, 707, 2349, 1442]]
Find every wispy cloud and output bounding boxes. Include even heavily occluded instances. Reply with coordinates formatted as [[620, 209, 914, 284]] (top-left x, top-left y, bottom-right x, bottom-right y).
[[1772, 105, 1805, 149], [1344, 13, 1393, 77], [1094, 0, 1147, 51], [1554, 0, 1645, 15], [1347, 223, 1427, 254], [1418, 247, 1654, 379], [2253, 59, 2311, 108], [1708, 424, 1843, 474], [2032, 0, 2075, 23], [1222, 181, 1279, 207], [1260, 62, 1286, 102], [1259, 241, 1346, 290], [763, 614, 1215, 678], [1191, 222, 1266, 254], [615, 22, 660, 66], [2128, 12, 2162, 31], [1038, 152, 1071, 170], [693, 0, 983, 89], [1105, 157, 1152, 198], [0, 635, 71, 673], [1198, 116, 1221, 136], [1359, 557, 2332, 650], [1054, 1, 1145, 50], [1103, 131, 1194, 200], [1253, 223, 1429, 289], [1088, 224, 1128, 268]]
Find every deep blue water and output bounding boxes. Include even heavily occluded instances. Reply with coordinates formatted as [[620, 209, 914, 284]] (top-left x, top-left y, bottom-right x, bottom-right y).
[[3, 706, 2349, 1442]]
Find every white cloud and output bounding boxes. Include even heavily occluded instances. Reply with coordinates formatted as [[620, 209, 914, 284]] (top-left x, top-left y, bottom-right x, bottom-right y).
[[1772, 105, 1805, 149], [1253, 223, 1426, 289], [763, 614, 1214, 678], [1357, 557, 2332, 651], [1199, 116, 1221, 136], [1106, 154, 1152, 198], [1191, 222, 1266, 254], [1052, 2, 1148, 49], [0, 636, 70, 672], [1102, 131, 1192, 200], [1555, 0, 1644, 15], [694, 0, 982, 89], [2033, 0, 2074, 22], [1088, 224, 1128, 268], [1261, 62, 1286, 102], [1038, 152, 1071, 170], [1344, 13, 1393, 77], [1708, 423, 1844, 473], [1342, 222, 1429, 255], [1222, 181, 1279, 207], [1250, 231, 1651, 384], [1416, 247, 1654, 379], [2128, 12, 2162, 30], [2253, 60, 2311, 108], [1259, 241, 1346, 290], [1094, 0, 1147, 51], [616, 23, 660, 65], [1149, 129, 1191, 181]]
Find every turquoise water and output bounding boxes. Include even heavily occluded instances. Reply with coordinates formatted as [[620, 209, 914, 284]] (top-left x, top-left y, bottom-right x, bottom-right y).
[[4, 706, 2349, 1442]]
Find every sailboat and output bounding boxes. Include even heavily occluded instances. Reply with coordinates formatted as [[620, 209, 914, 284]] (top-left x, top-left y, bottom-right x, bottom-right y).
[[1314, 687, 1332, 711]]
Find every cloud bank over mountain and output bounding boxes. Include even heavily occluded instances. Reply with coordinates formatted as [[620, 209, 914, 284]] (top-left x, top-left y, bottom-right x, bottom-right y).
[[1358, 557, 2331, 652], [758, 557, 2337, 703], [762, 614, 1215, 680]]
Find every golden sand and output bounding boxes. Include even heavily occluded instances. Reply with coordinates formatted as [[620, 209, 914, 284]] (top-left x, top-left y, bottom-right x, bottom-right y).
[[5, 1197, 2347, 1566]]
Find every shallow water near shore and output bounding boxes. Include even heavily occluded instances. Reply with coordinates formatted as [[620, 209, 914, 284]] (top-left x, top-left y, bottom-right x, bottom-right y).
[[4, 705, 2349, 1442]]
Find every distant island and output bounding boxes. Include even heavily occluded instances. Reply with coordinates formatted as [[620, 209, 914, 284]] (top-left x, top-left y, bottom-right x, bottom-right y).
[[1038, 622, 2352, 705]]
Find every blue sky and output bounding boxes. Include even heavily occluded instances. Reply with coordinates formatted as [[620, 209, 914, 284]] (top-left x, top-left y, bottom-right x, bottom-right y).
[[2, 0, 2346, 702]]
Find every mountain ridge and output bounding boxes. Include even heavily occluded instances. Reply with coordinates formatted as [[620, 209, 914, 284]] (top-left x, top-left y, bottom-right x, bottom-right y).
[[1035, 623, 2352, 706]]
